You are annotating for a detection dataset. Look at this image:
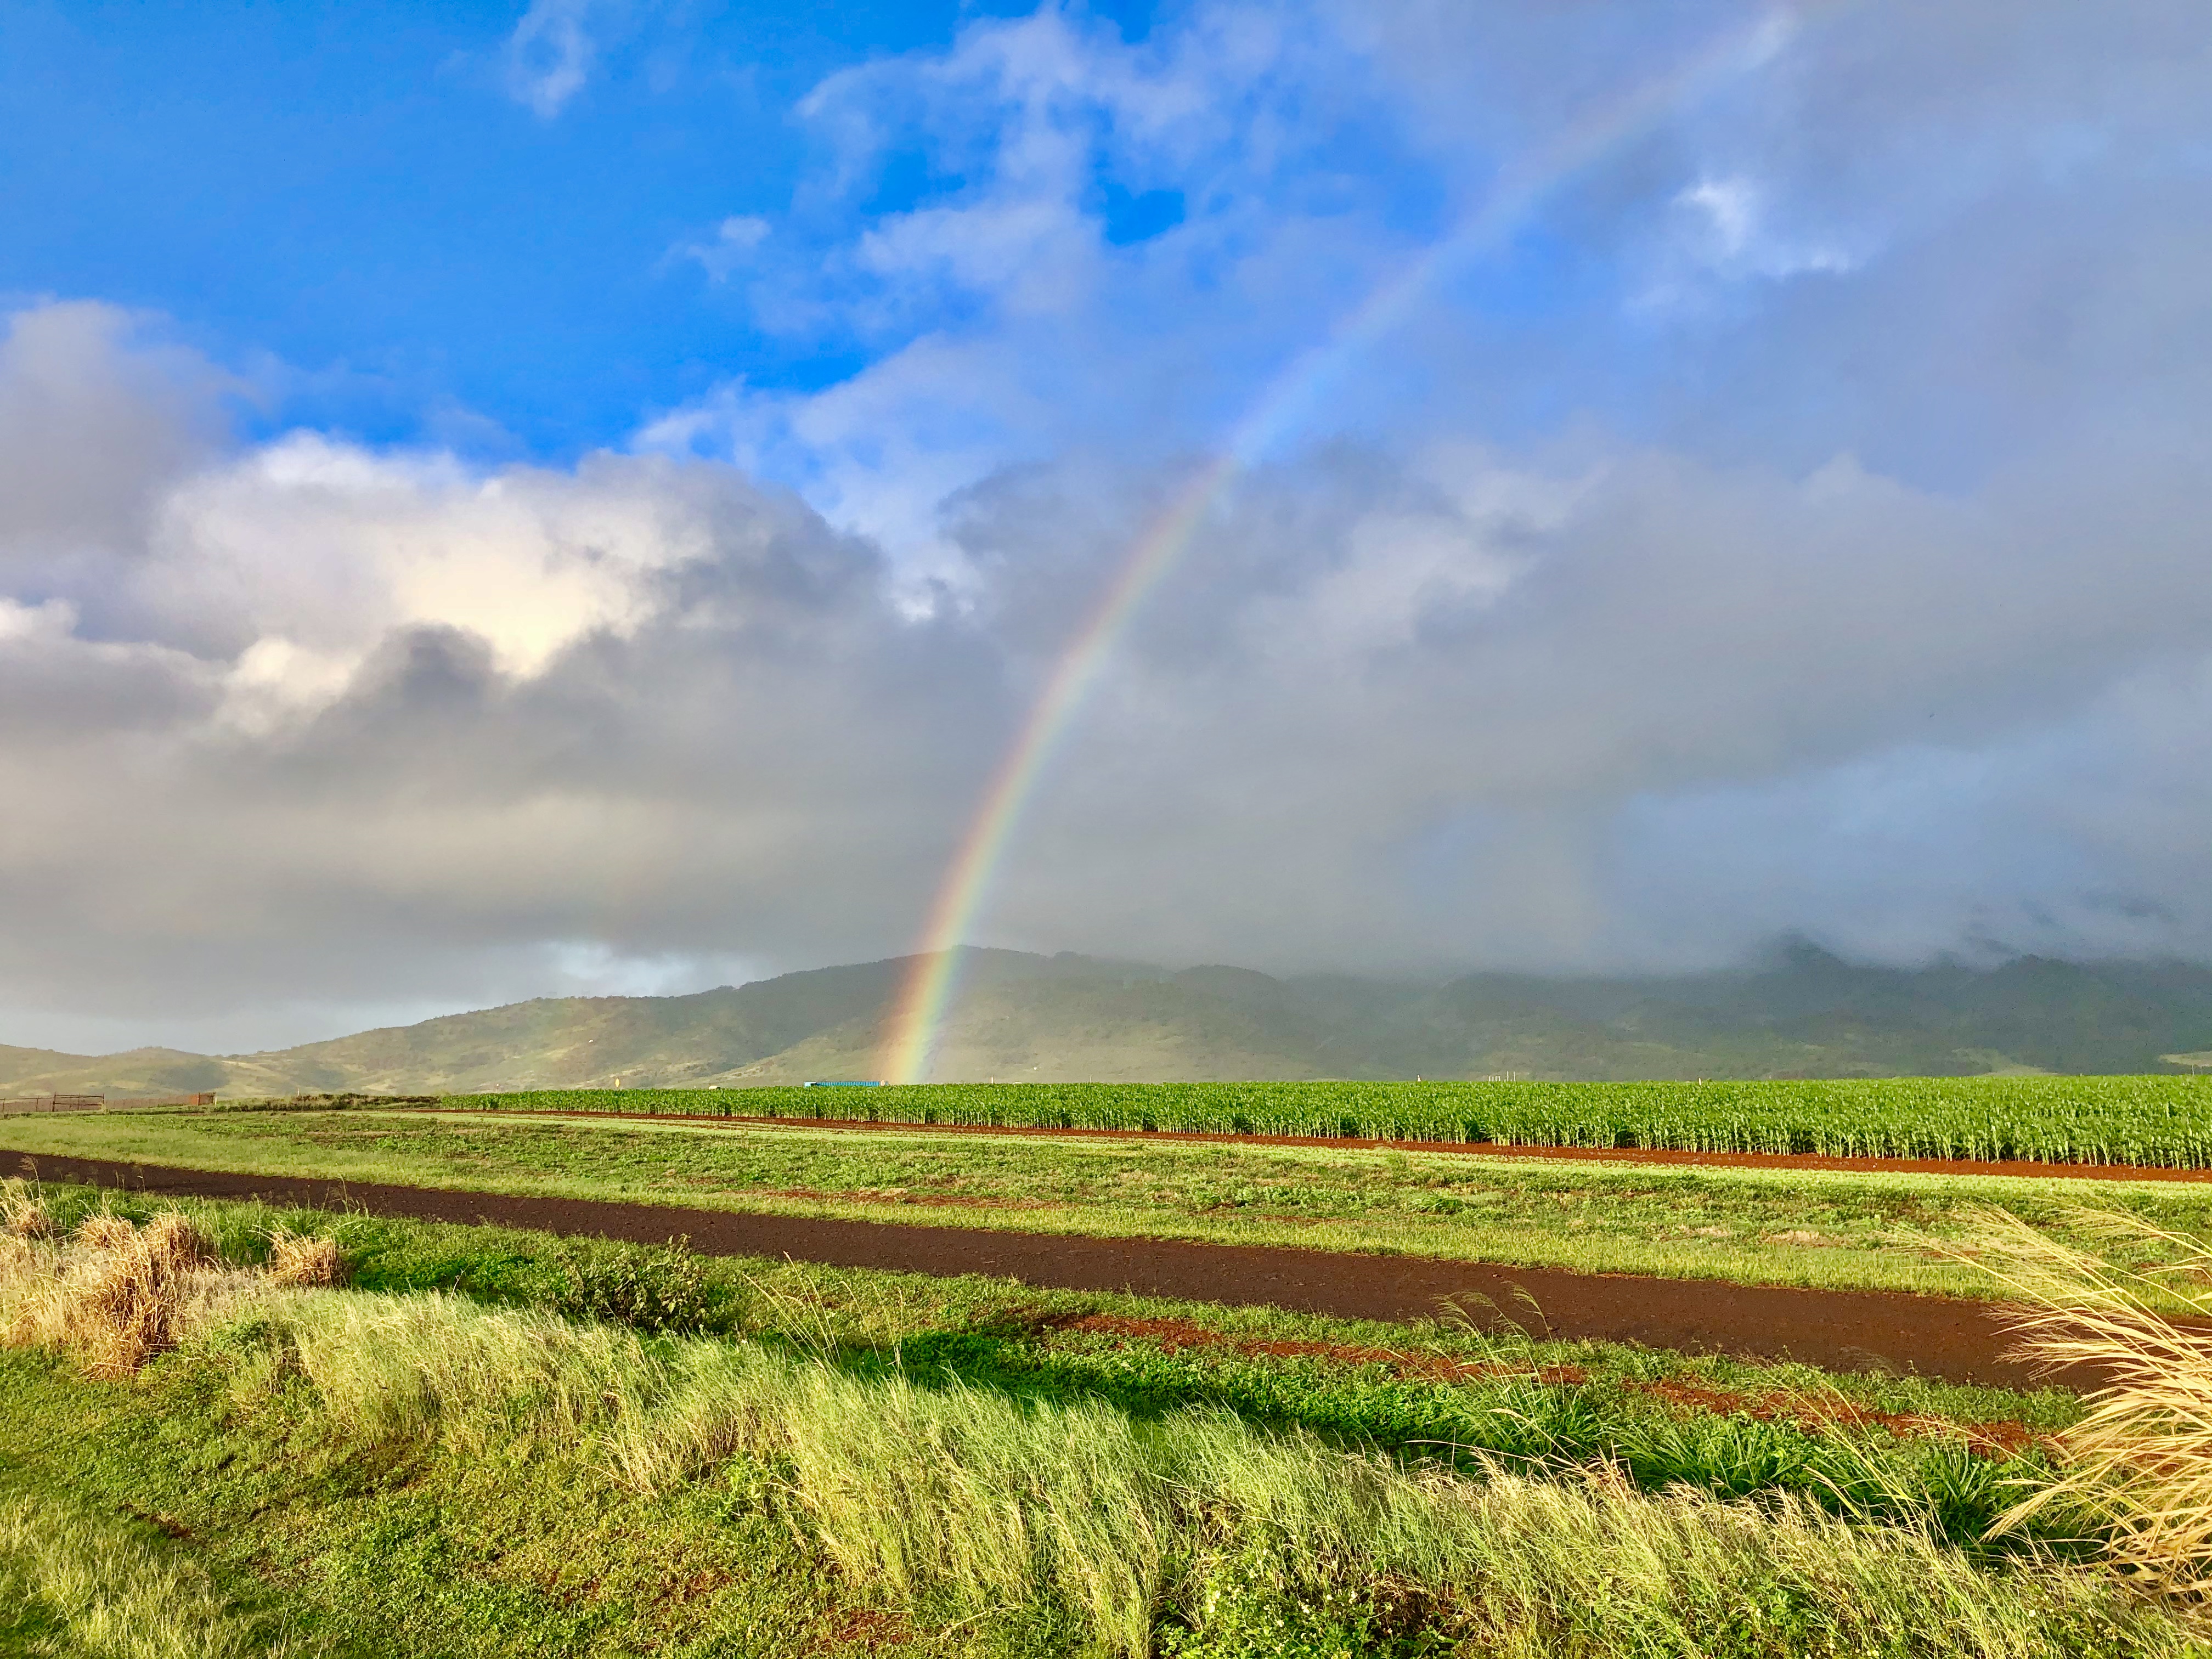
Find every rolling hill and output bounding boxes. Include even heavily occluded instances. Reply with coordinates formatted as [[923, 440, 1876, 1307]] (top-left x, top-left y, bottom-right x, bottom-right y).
[[4, 943, 2210, 1099]]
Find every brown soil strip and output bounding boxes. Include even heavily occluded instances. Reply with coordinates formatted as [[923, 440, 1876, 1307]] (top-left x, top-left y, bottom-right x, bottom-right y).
[[3, 1147, 2064, 1389], [1050, 1313, 2042, 1454], [426, 1104, 2212, 1184]]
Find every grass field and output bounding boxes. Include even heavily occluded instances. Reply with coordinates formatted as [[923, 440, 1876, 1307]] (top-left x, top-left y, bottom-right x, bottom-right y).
[[1, 1185, 2196, 1657], [435, 1076, 2212, 1167], [14, 1088, 2212, 1651], [14, 1107, 2212, 1300]]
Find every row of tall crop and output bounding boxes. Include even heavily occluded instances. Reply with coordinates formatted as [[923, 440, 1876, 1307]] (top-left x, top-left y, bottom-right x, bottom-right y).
[[439, 1075, 2212, 1167]]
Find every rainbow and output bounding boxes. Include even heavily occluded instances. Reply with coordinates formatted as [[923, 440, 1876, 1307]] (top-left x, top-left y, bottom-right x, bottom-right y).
[[876, 9, 1810, 1084]]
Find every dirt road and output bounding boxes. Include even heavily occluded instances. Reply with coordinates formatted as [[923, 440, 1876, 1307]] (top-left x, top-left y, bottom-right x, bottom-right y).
[[5, 1147, 2058, 1387]]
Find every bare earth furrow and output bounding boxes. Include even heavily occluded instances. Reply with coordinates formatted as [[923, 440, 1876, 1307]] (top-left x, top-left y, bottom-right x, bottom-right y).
[[3, 1147, 2059, 1387]]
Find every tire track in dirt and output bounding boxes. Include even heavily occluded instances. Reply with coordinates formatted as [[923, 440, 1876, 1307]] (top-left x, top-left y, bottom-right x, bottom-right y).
[[4, 1148, 2062, 1388]]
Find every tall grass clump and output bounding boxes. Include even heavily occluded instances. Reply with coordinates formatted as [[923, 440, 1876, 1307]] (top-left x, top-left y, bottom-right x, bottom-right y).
[[225, 1286, 2186, 1658], [3, 1178, 55, 1242], [616, 1339, 1168, 1651], [0, 1182, 342, 1378], [1159, 1443, 2146, 1659], [265, 1227, 343, 1289], [1980, 1206, 2212, 1595], [246, 1290, 641, 1458], [0, 1201, 247, 1379], [0, 1493, 317, 1659]]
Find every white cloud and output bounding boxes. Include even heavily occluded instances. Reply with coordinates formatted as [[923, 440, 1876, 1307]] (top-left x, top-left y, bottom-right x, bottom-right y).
[[672, 215, 771, 282], [149, 434, 723, 689], [641, 2, 1416, 567], [504, 0, 614, 117], [1674, 173, 1855, 280], [1, 290, 2210, 1047], [9, 1, 2212, 1046], [0, 302, 231, 565]]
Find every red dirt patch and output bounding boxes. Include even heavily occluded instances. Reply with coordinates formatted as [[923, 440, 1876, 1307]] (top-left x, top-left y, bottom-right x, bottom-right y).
[[820, 1609, 910, 1652], [1635, 1376, 2042, 1457], [2, 1147, 2094, 1389]]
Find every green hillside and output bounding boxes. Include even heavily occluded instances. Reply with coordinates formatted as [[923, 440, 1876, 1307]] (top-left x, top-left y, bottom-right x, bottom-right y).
[[0, 1043, 295, 1101], [3, 944, 2209, 1098]]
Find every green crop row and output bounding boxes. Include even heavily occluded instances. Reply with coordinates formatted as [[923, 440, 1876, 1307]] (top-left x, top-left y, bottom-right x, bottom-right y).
[[438, 1075, 2212, 1167]]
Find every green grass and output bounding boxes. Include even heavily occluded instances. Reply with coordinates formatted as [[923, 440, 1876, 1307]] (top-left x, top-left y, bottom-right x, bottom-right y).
[[2, 1190, 2198, 1659], [240, 1286, 2165, 1659], [0, 1183, 2091, 1544], [15, 1108, 2212, 1300], [0, 1347, 873, 1658], [0, 1483, 319, 1659], [437, 1076, 2212, 1167]]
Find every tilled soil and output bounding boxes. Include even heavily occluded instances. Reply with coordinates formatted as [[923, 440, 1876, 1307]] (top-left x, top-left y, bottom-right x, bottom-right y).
[[440, 1105, 2212, 1184], [3, 1147, 2067, 1388]]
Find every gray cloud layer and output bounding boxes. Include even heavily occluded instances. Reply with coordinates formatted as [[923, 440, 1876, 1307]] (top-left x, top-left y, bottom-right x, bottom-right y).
[[5, 2, 2211, 1049]]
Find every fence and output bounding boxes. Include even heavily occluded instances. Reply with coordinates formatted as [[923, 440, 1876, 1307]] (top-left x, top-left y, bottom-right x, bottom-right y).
[[0, 1094, 106, 1115], [0, 1091, 218, 1114]]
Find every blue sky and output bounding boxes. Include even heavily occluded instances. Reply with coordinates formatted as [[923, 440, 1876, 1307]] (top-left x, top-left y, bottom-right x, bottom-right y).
[[4, 0, 1078, 451], [4, 0, 1688, 470], [1, 0, 2208, 1051], [3, 0, 1388, 460]]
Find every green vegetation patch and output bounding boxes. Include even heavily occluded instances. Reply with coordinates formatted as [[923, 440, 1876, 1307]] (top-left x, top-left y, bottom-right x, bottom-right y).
[[0, 1182, 2085, 1545], [18, 1107, 2212, 1300], [3, 1188, 2198, 1658], [442, 1075, 2212, 1166], [0, 1479, 318, 1658], [0, 1347, 865, 1659]]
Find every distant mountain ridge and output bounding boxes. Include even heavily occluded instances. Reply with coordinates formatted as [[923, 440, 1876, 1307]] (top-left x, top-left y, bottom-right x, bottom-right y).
[[5, 944, 2210, 1099]]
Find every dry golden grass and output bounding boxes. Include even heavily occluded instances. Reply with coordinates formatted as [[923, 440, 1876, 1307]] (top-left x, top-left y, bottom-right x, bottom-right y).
[[1977, 1205, 2212, 1595], [0, 1176, 54, 1240], [0, 1205, 338, 1379], [43, 1212, 216, 1378], [266, 1228, 343, 1289]]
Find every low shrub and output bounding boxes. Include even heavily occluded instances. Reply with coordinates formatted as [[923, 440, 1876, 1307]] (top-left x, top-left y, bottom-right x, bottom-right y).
[[201, 1092, 441, 1114], [550, 1239, 713, 1333]]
